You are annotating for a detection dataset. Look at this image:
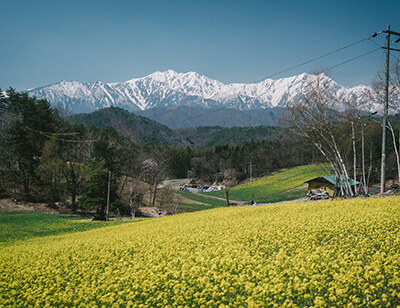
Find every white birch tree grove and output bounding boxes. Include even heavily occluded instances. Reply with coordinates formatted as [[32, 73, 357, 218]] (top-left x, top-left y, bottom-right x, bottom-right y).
[[370, 62, 400, 185], [387, 120, 400, 184], [284, 71, 355, 197]]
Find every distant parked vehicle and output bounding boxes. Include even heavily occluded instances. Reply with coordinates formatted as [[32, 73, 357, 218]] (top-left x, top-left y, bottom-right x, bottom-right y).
[[179, 187, 190, 192], [356, 186, 388, 195], [204, 186, 217, 192]]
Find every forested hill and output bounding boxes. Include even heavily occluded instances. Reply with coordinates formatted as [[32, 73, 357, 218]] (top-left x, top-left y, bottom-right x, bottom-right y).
[[68, 107, 287, 147], [68, 107, 191, 145], [176, 126, 284, 147], [137, 106, 283, 128]]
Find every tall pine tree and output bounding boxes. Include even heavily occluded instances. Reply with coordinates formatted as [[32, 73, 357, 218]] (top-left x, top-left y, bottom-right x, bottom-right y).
[[0, 89, 58, 199]]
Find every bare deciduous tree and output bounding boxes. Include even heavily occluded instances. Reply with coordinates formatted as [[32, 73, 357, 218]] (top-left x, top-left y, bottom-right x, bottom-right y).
[[141, 148, 168, 207], [141, 158, 160, 206], [285, 70, 356, 197], [126, 181, 145, 219], [159, 185, 179, 215]]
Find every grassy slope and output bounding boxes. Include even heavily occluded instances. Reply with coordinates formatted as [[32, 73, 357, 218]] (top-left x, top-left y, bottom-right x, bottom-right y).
[[0, 213, 131, 246], [177, 191, 228, 211], [207, 164, 331, 203], [1, 197, 400, 306]]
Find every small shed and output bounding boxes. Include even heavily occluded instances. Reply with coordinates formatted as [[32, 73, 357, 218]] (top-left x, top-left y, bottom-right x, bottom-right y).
[[305, 176, 359, 196]]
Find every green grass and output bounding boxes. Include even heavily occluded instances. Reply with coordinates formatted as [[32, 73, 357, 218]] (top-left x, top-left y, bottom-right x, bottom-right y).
[[178, 202, 216, 212], [208, 164, 331, 203], [177, 191, 228, 210], [0, 212, 130, 245], [252, 184, 309, 203]]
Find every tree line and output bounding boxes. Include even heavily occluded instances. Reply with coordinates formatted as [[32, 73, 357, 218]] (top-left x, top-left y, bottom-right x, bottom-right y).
[[284, 67, 400, 196], [1, 85, 399, 218]]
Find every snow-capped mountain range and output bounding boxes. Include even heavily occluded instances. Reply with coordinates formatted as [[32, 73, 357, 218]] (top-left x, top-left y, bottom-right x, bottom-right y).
[[27, 70, 380, 114]]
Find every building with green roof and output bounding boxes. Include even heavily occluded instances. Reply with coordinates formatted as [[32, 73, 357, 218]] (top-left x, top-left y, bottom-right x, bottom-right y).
[[305, 176, 359, 197]]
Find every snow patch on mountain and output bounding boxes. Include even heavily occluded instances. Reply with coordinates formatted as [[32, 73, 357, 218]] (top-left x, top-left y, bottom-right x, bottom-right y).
[[26, 70, 382, 114]]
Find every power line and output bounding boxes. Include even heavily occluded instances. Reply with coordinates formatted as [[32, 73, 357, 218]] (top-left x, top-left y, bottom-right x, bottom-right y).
[[25, 126, 98, 143], [254, 37, 372, 83], [161, 48, 384, 129], [329, 48, 381, 70], [369, 34, 400, 68], [144, 105, 188, 120], [368, 37, 383, 49], [133, 36, 386, 129], [165, 107, 227, 127]]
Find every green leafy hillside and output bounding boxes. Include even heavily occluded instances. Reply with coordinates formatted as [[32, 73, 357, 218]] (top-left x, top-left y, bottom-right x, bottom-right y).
[[69, 107, 291, 147], [0, 213, 128, 245], [209, 164, 332, 203], [176, 125, 283, 147], [69, 107, 191, 145]]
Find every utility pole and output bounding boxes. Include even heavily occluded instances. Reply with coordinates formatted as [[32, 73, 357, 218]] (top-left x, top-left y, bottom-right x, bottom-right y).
[[379, 25, 400, 194], [380, 25, 390, 195]]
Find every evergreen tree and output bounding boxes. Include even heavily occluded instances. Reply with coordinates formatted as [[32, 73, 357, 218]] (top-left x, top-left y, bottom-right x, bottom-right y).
[[35, 139, 64, 202], [78, 170, 118, 220], [0, 88, 58, 199]]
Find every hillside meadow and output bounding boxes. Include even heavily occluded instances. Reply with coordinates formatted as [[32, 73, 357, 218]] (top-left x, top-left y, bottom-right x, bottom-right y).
[[1, 196, 400, 307], [0, 213, 129, 246], [208, 164, 331, 203]]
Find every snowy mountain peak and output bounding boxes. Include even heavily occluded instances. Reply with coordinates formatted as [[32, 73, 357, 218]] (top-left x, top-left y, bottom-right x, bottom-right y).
[[26, 70, 378, 114]]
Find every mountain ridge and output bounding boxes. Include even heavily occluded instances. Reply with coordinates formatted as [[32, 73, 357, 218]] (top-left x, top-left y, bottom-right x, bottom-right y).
[[27, 70, 379, 115]]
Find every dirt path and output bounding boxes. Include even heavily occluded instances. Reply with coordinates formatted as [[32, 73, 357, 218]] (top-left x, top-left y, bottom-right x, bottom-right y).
[[160, 179, 189, 189]]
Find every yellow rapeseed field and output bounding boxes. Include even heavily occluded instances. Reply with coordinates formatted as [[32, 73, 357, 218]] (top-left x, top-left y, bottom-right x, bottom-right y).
[[1, 197, 400, 307]]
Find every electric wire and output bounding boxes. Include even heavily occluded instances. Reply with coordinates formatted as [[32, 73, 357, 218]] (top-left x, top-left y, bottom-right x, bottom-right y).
[[26, 35, 389, 131], [155, 30, 400, 132], [165, 107, 227, 127], [13, 31, 397, 146], [329, 48, 381, 70], [390, 44, 400, 62], [164, 46, 385, 128], [368, 34, 400, 72], [254, 37, 371, 83], [144, 105, 187, 120], [25, 126, 98, 143], [368, 37, 383, 49]]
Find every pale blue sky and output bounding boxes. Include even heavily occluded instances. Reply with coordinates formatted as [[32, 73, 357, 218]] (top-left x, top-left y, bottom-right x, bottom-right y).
[[1, 0, 400, 91]]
